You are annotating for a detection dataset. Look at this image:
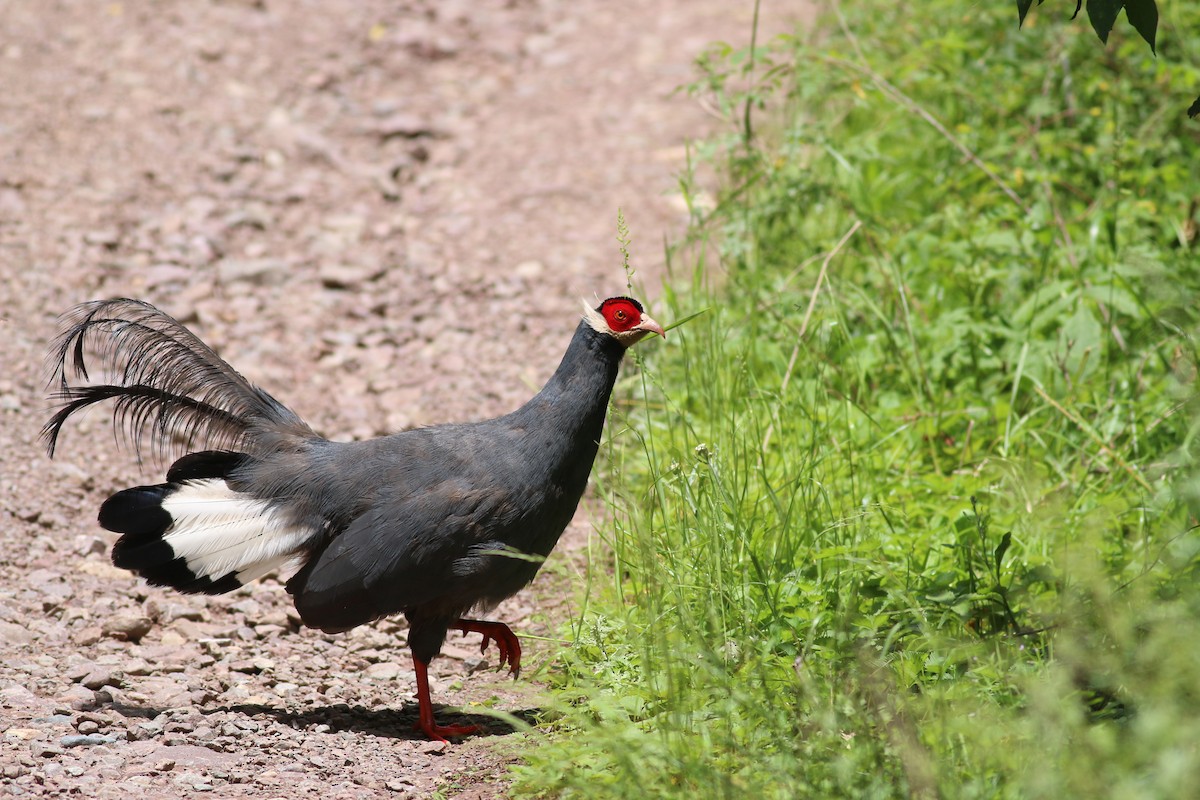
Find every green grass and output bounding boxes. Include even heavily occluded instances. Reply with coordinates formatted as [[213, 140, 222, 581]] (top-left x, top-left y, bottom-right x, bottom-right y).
[[512, 2, 1200, 797]]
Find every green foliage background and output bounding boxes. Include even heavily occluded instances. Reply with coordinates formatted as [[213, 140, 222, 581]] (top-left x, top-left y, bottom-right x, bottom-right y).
[[512, 1, 1200, 797]]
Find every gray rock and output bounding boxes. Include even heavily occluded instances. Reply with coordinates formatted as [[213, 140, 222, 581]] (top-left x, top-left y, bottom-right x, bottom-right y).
[[418, 739, 448, 755], [363, 661, 402, 681], [319, 262, 384, 290], [84, 229, 120, 247], [1, 683, 39, 707], [122, 658, 154, 676], [216, 258, 290, 286], [102, 615, 153, 642], [129, 721, 165, 741], [39, 714, 75, 727], [253, 624, 287, 639], [164, 603, 207, 623], [60, 733, 117, 747], [192, 725, 218, 742], [140, 743, 239, 770], [372, 113, 440, 140], [142, 263, 194, 287], [80, 668, 121, 690], [30, 741, 63, 758], [74, 626, 103, 646], [75, 536, 108, 556], [0, 621, 35, 645]]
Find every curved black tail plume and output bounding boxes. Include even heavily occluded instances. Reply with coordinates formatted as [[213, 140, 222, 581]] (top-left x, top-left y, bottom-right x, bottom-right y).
[[42, 299, 311, 460]]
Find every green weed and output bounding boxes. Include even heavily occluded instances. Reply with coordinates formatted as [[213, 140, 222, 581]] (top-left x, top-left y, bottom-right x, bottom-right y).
[[513, 2, 1200, 797]]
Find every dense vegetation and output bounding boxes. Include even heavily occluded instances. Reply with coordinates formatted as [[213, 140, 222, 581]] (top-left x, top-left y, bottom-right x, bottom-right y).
[[512, 2, 1200, 796]]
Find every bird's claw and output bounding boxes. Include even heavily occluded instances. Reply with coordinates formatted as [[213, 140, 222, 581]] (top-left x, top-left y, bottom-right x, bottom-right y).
[[456, 619, 522, 678], [478, 633, 518, 676]]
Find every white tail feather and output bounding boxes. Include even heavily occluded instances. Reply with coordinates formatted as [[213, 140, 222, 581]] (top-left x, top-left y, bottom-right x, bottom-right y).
[[161, 480, 312, 583]]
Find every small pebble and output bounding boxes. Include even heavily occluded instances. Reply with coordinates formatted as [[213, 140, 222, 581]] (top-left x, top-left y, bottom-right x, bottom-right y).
[[30, 742, 62, 758], [130, 721, 164, 741], [81, 669, 119, 690], [102, 614, 153, 642]]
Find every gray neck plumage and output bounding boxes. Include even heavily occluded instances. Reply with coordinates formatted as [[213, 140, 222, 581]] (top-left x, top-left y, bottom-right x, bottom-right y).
[[511, 320, 625, 477]]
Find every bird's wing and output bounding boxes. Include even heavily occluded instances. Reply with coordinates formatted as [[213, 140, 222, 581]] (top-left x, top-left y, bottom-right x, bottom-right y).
[[286, 477, 517, 631]]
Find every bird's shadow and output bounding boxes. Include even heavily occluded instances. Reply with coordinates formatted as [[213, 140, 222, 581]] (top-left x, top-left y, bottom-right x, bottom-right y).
[[216, 701, 543, 741], [95, 692, 543, 742]]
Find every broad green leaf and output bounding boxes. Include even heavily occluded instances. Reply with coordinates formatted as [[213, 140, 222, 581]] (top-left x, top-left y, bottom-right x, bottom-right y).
[[1087, 0, 1123, 43], [1124, 0, 1158, 53], [1062, 303, 1103, 355], [994, 532, 1012, 576], [1080, 284, 1142, 318]]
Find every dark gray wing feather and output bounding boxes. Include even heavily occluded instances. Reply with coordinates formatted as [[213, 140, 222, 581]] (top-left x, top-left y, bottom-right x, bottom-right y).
[[287, 481, 509, 629]]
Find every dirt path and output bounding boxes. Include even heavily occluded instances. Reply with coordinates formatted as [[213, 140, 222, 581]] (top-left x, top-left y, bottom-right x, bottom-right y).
[[0, 1, 797, 796]]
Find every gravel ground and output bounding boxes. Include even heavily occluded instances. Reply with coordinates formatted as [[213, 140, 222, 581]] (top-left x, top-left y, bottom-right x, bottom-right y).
[[0, 1, 801, 796]]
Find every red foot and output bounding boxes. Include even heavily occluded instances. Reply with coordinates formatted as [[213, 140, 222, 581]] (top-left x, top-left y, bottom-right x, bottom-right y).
[[412, 657, 480, 742], [455, 618, 522, 677], [414, 718, 480, 743]]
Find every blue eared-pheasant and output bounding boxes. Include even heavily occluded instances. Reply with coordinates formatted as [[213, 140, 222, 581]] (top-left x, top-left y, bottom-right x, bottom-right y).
[[43, 296, 663, 741]]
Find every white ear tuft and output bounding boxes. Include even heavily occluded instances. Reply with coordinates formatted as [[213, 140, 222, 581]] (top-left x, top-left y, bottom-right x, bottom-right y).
[[581, 299, 608, 333]]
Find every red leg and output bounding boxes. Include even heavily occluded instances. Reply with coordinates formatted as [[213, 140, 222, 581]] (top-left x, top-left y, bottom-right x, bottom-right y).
[[455, 619, 522, 677], [411, 656, 479, 742]]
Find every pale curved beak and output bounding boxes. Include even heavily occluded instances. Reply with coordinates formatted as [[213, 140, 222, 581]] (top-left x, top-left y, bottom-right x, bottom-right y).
[[634, 314, 666, 339]]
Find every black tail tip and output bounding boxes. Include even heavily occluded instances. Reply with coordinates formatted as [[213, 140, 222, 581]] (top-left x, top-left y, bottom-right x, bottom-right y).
[[166, 450, 248, 483], [99, 485, 173, 537]]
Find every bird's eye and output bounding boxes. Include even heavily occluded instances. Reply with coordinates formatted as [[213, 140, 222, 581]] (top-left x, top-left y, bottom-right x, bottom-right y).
[[615, 310, 627, 321]]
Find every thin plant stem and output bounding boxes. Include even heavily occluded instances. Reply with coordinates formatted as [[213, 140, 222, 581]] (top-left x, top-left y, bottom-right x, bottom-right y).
[[763, 219, 862, 454]]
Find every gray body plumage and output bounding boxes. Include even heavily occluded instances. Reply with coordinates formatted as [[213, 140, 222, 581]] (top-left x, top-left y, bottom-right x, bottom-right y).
[[265, 325, 622, 660], [43, 299, 628, 665]]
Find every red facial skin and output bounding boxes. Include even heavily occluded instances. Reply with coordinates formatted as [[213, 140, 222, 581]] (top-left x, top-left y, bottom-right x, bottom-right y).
[[599, 297, 644, 333]]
